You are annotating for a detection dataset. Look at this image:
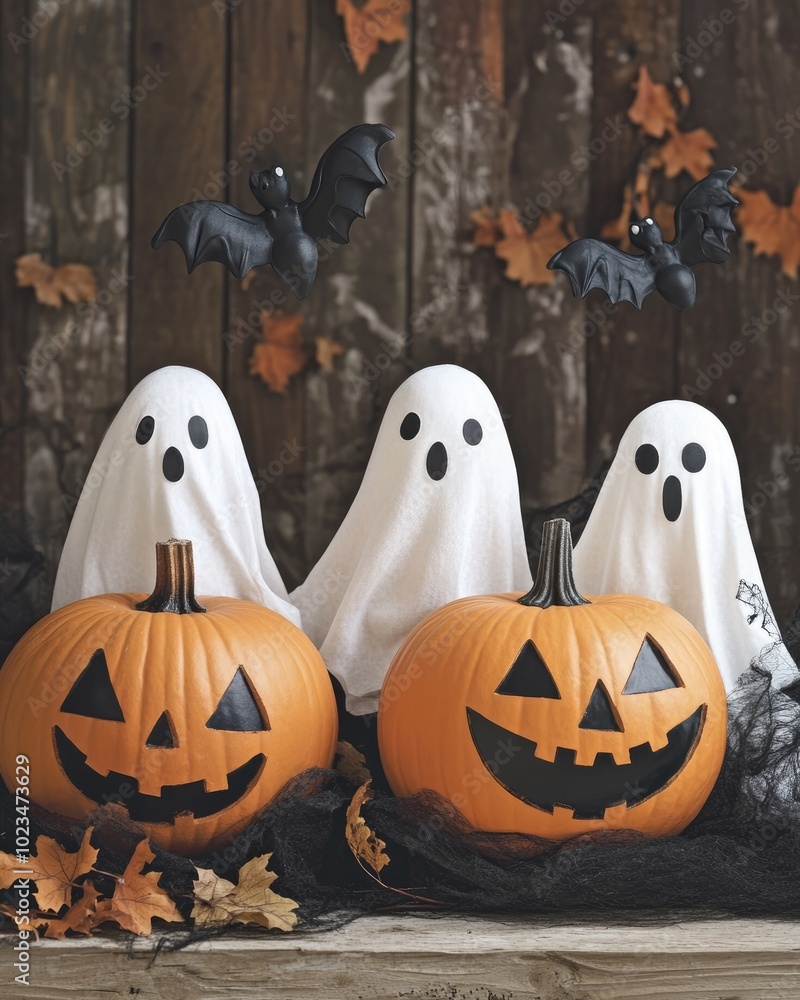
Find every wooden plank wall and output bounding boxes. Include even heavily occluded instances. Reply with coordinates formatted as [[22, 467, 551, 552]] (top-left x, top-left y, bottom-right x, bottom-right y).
[[1, 0, 799, 647]]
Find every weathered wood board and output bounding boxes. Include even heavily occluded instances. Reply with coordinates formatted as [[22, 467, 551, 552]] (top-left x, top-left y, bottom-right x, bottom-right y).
[[3, 913, 800, 999]]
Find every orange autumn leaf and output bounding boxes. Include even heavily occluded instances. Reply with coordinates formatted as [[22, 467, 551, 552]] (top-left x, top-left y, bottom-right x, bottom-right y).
[[337, 0, 411, 74], [627, 65, 678, 138], [494, 210, 568, 287], [27, 829, 98, 913], [658, 126, 716, 180], [315, 335, 345, 373], [737, 183, 800, 279], [249, 311, 309, 393], [345, 781, 390, 876], [15, 253, 97, 309], [471, 205, 502, 248], [97, 839, 182, 936], [651, 201, 676, 241]]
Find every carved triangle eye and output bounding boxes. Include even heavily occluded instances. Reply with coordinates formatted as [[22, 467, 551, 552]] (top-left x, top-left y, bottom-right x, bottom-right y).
[[623, 637, 682, 694], [60, 649, 125, 722], [579, 680, 623, 732], [146, 711, 177, 748], [206, 667, 270, 732], [496, 640, 560, 699]]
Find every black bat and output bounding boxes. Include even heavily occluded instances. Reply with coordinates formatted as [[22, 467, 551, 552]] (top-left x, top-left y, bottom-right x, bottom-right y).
[[547, 168, 738, 310], [151, 123, 394, 300]]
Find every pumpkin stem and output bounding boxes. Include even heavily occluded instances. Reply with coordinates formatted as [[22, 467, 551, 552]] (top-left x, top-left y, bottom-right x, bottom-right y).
[[135, 539, 207, 615], [518, 518, 590, 609]]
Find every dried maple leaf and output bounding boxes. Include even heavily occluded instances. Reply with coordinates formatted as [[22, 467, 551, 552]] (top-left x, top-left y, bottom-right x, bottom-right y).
[[27, 829, 98, 913], [471, 205, 502, 248], [337, 0, 410, 74], [335, 740, 372, 784], [315, 335, 345, 373], [249, 311, 308, 393], [39, 883, 105, 940], [192, 853, 298, 932], [15, 253, 97, 309], [346, 781, 390, 875], [657, 125, 716, 180], [627, 65, 678, 138], [98, 839, 181, 935], [494, 210, 568, 287], [737, 183, 800, 279]]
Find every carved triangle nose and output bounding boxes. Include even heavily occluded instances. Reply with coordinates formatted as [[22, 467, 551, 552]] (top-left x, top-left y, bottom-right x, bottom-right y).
[[579, 681, 622, 732], [146, 711, 176, 748]]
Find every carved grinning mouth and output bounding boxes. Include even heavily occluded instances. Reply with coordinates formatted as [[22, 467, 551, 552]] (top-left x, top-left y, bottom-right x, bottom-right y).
[[466, 705, 705, 820], [53, 726, 265, 824]]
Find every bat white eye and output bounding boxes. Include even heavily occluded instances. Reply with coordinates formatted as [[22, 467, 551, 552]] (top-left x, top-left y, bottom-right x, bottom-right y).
[[631, 224, 640, 235], [275, 166, 284, 177], [646, 217, 653, 224]]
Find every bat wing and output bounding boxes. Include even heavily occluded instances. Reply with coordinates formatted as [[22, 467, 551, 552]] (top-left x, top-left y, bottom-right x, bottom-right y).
[[298, 123, 394, 244], [151, 202, 272, 279], [671, 167, 738, 268], [547, 239, 656, 309]]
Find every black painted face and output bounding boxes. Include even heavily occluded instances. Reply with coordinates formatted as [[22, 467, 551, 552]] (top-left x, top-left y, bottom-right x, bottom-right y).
[[398, 411, 484, 482], [54, 651, 269, 824], [135, 414, 210, 485], [467, 637, 705, 820], [634, 441, 707, 522]]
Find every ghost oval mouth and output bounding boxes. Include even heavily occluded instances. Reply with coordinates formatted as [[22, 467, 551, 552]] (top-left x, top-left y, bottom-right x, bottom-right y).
[[426, 441, 448, 481], [53, 726, 265, 824], [466, 704, 704, 819]]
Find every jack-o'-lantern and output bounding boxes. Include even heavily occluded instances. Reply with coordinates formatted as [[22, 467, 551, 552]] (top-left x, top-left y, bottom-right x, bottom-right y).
[[378, 519, 727, 839], [0, 539, 337, 856]]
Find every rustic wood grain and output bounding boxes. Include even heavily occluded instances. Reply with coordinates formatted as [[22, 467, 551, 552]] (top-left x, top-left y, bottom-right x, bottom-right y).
[[224, 0, 310, 589], [500, 2, 591, 524], [299, 0, 412, 575], [129, 0, 226, 385], [22, 0, 131, 616], [0, 0, 28, 528], [676, 0, 800, 625], [584, 0, 682, 473], [6, 914, 800, 999]]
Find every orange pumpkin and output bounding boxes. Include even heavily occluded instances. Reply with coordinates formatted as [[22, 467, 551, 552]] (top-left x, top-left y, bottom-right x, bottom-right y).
[[379, 518, 727, 839], [0, 539, 337, 856]]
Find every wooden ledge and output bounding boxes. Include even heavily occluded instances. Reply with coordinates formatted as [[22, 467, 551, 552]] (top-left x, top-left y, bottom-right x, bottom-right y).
[[2, 913, 800, 999]]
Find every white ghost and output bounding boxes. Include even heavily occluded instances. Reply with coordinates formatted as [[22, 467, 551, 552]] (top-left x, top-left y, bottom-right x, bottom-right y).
[[573, 400, 798, 693], [52, 366, 300, 626], [292, 364, 533, 715]]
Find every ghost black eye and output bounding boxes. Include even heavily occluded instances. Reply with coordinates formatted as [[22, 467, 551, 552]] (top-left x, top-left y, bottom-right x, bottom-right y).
[[682, 442, 706, 473], [463, 418, 483, 446], [400, 412, 420, 440], [188, 415, 209, 449], [135, 416, 155, 445], [635, 443, 659, 475]]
